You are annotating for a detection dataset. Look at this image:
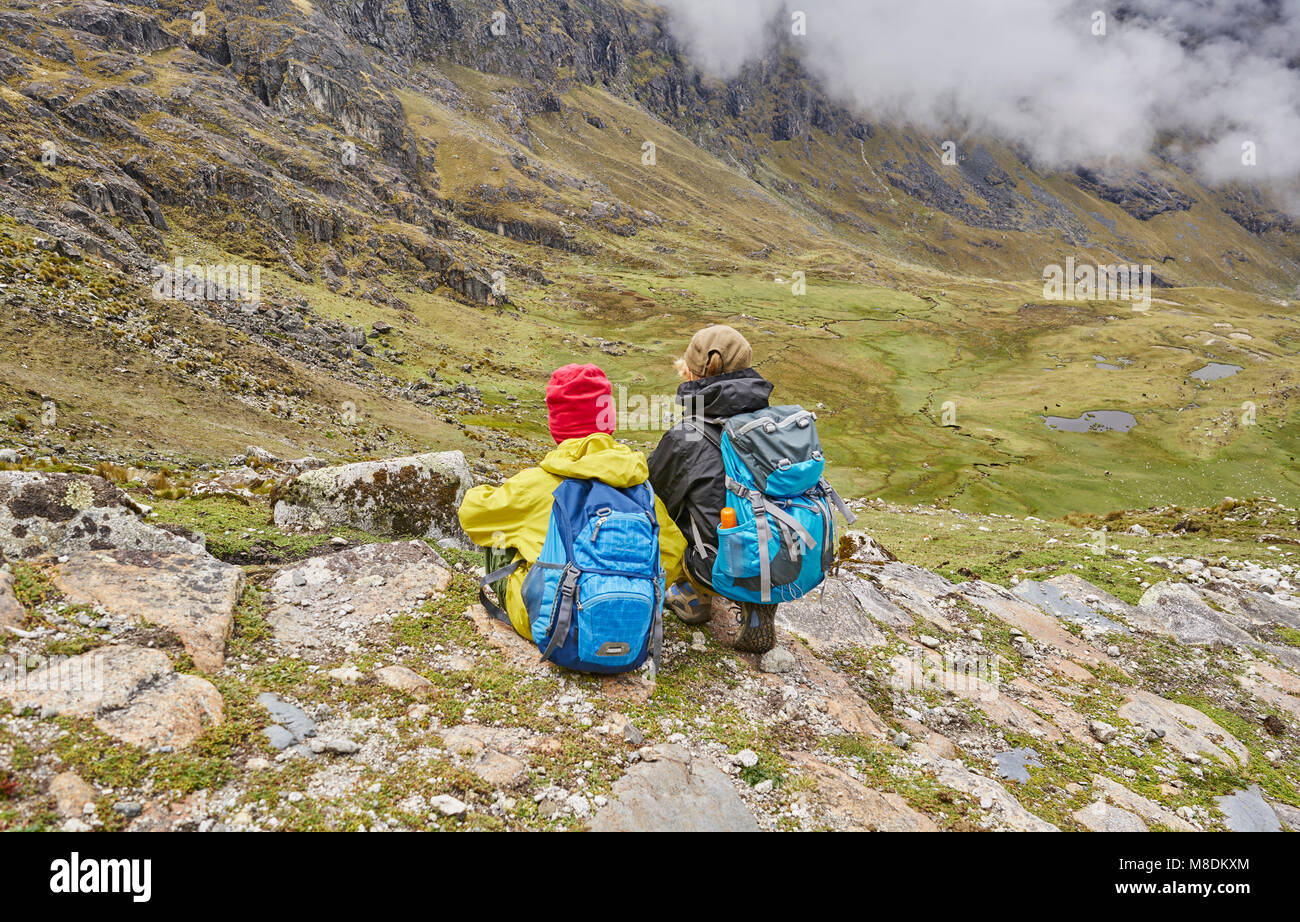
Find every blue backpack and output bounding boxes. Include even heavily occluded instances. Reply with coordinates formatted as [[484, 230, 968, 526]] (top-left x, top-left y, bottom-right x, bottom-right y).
[[480, 478, 665, 675], [688, 406, 855, 604]]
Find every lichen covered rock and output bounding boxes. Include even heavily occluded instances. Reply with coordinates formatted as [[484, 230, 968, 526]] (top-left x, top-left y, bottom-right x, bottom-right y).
[[272, 450, 473, 545], [0, 472, 205, 559]]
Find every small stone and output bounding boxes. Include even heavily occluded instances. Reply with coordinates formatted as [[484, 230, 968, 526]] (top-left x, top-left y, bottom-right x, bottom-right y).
[[1262, 714, 1286, 736], [758, 646, 797, 674], [919, 634, 941, 649], [112, 801, 143, 818], [1088, 720, 1119, 744], [375, 664, 433, 697], [310, 737, 360, 755], [689, 631, 707, 651], [48, 772, 96, 819], [565, 794, 591, 818], [430, 794, 468, 816], [623, 722, 644, 745], [328, 664, 364, 684], [264, 725, 297, 750], [753, 779, 774, 794], [733, 748, 759, 769], [1107, 645, 1121, 657]]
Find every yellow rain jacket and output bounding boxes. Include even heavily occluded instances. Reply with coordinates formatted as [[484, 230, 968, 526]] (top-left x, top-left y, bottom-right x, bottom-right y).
[[458, 433, 686, 639]]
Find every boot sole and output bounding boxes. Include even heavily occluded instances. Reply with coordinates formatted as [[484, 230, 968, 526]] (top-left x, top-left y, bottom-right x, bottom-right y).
[[733, 603, 776, 654]]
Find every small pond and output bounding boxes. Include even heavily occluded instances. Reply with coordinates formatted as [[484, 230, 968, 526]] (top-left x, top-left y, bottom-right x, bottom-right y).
[[1189, 362, 1242, 381], [1044, 410, 1138, 432]]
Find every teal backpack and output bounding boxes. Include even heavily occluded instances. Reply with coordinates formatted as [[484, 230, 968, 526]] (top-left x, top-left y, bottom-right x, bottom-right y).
[[688, 406, 855, 604]]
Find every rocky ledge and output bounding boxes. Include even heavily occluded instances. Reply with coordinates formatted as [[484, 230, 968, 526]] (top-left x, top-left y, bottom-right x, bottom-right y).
[[1, 462, 1298, 832]]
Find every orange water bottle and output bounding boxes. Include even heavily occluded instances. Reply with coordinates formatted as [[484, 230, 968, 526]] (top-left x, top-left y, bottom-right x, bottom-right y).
[[720, 506, 738, 529]]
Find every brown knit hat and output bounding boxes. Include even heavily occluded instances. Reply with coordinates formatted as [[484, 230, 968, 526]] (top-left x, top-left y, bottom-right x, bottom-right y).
[[683, 325, 752, 378]]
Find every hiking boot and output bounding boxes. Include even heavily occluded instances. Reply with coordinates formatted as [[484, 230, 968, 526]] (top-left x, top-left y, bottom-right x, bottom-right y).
[[733, 602, 777, 654], [665, 581, 711, 625]]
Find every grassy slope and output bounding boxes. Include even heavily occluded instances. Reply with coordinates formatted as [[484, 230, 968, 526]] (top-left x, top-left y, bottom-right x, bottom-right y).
[[1, 37, 1297, 516]]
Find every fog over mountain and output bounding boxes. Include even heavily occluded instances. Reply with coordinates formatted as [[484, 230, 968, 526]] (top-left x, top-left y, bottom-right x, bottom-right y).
[[658, 0, 1300, 200]]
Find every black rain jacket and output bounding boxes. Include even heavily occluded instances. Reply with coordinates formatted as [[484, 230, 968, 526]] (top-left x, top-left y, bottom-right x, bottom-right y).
[[647, 368, 774, 589]]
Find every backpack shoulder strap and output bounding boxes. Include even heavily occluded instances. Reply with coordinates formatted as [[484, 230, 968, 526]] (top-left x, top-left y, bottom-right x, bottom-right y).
[[680, 416, 723, 450], [479, 558, 522, 624]]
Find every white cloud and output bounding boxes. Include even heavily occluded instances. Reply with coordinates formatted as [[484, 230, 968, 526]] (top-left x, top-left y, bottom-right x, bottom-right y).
[[656, 0, 1300, 199]]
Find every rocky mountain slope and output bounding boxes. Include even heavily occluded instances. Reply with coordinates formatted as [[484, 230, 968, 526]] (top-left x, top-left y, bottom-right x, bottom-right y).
[[1, 456, 1297, 831], [1, 0, 1297, 514], [0, 1, 1298, 831]]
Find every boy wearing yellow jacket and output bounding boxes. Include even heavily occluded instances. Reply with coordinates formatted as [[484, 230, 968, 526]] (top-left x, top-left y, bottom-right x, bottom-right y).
[[458, 364, 686, 640]]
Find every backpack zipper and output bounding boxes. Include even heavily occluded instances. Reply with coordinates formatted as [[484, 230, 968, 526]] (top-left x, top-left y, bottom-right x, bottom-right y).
[[590, 507, 612, 542], [576, 590, 650, 611]]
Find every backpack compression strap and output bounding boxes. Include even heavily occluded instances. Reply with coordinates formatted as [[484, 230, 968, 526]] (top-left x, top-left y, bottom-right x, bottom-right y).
[[819, 477, 858, 524], [479, 559, 522, 624], [540, 563, 581, 662], [648, 577, 664, 680]]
